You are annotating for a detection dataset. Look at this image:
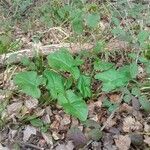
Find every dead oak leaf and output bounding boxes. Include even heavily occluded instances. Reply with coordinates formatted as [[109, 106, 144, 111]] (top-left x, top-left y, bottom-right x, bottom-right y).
[[42, 132, 53, 146], [115, 135, 131, 150], [55, 141, 74, 150], [7, 102, 22, 115], [25, 97, 38, 110], [23, 125, 36, 142], [122, 116, 143, 132], [144, 136, 150, 146]]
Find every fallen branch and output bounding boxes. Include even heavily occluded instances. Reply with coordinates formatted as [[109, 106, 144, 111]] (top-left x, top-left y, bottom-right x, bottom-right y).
[[0, 43, 93, 68]]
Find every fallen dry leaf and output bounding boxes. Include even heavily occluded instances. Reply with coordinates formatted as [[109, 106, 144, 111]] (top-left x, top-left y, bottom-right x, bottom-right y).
[[25, 97, 38, 110], [67, 127, 87, 148], [42, 132, 53, 146], [0, 144, 9, 150], [122, 116, 143, 132], [144, 136, 150, 146], [144, 122, 150, 133], [55, 141, 74, 150], [42, 114, 51, 124], [34, 108, 45, 117], [60, 114, 71, 126], [115, 135, 131, 150], [7, 101, 22, 115], [109, 94, 120, 103], [119, 103, 133, 113], [23, 125, 36, 142], [52, 131, 64, 140]]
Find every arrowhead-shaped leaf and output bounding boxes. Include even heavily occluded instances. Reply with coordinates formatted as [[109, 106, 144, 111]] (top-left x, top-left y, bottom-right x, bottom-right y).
[[47, 49, 80, 80], [77, 75, 91, 98], [13, 71, 41, 98], [44, 70, 65, 99], [95, 69, 130, 92], [58, 90, 88, 121]]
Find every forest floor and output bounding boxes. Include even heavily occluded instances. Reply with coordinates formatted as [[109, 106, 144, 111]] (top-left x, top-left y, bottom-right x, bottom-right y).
[[0, 0, 150, 150]]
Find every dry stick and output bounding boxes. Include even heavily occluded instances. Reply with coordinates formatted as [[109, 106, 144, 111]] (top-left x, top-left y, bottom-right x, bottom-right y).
[[18, 141, 44, 150], [0, 43, 93, 68]]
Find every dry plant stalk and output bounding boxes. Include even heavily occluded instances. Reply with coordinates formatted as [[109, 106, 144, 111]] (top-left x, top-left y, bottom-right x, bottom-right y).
[[0, 43, 93, 68]]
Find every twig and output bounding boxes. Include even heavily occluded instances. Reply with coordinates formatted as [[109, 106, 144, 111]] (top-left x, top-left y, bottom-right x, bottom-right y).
[[18, 141, 44, 150], [0, 43, 93, 68]]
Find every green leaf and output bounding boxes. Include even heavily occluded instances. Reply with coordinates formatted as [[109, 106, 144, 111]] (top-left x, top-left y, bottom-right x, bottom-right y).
[[123, 94, 132, 103], [88, 129, 102, 141], [130, 63, 138, 78], [112, 27, 131, 42], [47, 49, 80, 80], [77, 75, 91, 98], [93, 41, 105, 53], [13, 71, 41, 98], [139, 95, 150, 112], [30, 118, 44, 127], [138, 30, 149, 46], [70, 9, 84, 34], [84, 119, 101, 129], [86, 13, 100, 28], [131, 87, 141, 96], [145, 62, 150, 74], [72, 17, 83, 33], [95, 69, 130, 92], [58, 90, 88, 121], [94, 60, 114, 71], [102, 99, 112, 108], [128, 53, 148, 63], [108, 103, 118, 112], [102, 99, 118, 112], [64, 77, 73, 90], [111, 16, 120, 26], [44, 70, 65, 99]]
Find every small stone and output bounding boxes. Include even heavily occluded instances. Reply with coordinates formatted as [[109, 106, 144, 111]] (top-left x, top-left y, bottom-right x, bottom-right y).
[[130, 134, 143, 146]]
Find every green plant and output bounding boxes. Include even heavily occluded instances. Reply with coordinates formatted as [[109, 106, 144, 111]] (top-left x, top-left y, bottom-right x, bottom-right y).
[[14, 48, 150, 121], [14, 49, 89, 121]]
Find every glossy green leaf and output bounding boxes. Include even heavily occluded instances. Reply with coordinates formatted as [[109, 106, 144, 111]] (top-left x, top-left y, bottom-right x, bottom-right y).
[[13, 71, 41, 98], [77, 75, 91, 98], [44, 70, 65, 99], [47, 49, 80, 80], [58, 90, 88, 121], [86, 13, 100, 28]]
